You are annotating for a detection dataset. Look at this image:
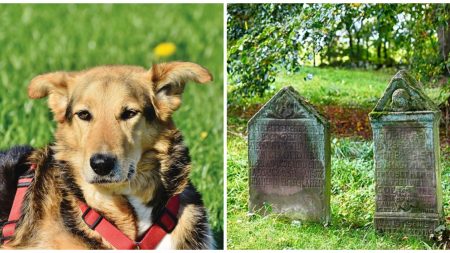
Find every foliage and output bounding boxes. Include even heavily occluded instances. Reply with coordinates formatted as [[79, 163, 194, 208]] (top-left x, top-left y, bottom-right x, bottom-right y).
[[227, 3, 450, 99], [0, 4, 223, 247], [227, 4, 335, 98], [401, 4, 450, 82]]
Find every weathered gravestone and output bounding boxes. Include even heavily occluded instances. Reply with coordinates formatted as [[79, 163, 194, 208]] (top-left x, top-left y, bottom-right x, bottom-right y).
[[370, 70, 443, 236], [248, 86, 331, 222]]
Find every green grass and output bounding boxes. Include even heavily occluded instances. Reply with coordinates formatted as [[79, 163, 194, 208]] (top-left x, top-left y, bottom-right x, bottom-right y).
[[229, 67, 444, 109], [275, 67, 394, 108], [0, 4, 223, 248], [227, 135, 450, 249]]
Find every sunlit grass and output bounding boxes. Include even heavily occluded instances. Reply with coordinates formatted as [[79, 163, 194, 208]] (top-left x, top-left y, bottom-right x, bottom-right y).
[[229, 67, 444, 109]]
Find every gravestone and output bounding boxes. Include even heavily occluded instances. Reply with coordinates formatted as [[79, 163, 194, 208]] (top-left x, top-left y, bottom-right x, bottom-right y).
[[369, 70, 443, 236], [248, 86, 331, 222]]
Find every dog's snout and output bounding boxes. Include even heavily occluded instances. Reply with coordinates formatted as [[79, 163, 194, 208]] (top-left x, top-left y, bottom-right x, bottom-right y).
[[89, 153, 116, 176]]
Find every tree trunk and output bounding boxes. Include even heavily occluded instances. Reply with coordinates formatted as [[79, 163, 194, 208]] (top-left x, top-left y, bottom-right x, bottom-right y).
[[326, 40, 332, 65], [437, 18, 450, 76], [356, 34, 361, 65], [313, 51, 316, 67], [347, 25, 354, 64], [377, 41, 382, 69], [446, 97, 449, 139], [327, 50, 331, 65], [365, 37, 370, 67]]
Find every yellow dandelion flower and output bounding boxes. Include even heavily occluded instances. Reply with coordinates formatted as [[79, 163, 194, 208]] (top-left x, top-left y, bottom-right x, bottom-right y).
[[200, 131, 208, 140], [154, 42, 176, 58]]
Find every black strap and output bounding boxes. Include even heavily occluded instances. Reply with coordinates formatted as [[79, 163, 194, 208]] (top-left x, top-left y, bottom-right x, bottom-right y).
[[81, 207, 104, 230], [0, 220, 10, 244], [155, 208, 178, 233]]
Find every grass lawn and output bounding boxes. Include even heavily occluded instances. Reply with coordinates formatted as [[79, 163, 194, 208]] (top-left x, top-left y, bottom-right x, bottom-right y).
[[229, 67, 445, 110], [0, 4, 223, 248], [275, 67, 395, 108], [227, 67, 450, 249]]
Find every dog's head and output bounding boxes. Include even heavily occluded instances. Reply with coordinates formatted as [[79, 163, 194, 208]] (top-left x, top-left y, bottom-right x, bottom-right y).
[[28, 62, 212, 187]]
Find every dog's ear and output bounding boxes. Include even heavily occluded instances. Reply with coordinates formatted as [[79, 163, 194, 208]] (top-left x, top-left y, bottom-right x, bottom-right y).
[[149, 62, 213, 121], [28, 71, 76, 123]]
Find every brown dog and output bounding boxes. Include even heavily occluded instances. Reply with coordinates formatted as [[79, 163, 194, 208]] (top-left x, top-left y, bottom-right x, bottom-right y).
[[0, 62, 214, 249]]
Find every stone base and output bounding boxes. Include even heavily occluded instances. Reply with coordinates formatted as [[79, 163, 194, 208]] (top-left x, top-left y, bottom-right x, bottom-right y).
[[375, 212, 440, 236], [249, 189, 330, 223]]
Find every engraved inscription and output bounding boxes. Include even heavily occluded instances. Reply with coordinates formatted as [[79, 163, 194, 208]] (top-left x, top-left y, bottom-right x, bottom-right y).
[[375, 218, 438, 236], [251, 119, 323, 189], [375, 125, 436, 213]]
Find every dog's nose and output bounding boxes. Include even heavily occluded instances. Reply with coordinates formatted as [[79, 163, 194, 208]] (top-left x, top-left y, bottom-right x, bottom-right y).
[[90, 153, 116, 176]]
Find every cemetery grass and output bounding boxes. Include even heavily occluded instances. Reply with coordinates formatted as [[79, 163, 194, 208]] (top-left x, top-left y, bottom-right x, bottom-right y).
[[227, 134, 450, 249], [228, 66, 445, 110], [0, 4, 224, 248]]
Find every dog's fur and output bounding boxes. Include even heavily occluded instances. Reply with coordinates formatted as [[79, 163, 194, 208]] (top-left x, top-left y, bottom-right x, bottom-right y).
[[0, 62, 214, 249]]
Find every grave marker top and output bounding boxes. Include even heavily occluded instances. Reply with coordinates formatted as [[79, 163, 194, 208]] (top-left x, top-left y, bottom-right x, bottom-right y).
[[248, 86, 328, 126], [372, 70, 439, 113]]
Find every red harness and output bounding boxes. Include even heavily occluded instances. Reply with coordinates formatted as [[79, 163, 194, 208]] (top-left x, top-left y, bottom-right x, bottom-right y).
[[1, 164, 180, 249], [0, 164, 36, 245]]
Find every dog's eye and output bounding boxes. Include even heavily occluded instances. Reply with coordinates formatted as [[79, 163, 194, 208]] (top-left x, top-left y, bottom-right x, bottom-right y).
[[120, 109, 139, 120], [76, 110, 92, 121], [157, 84, 172, 95]]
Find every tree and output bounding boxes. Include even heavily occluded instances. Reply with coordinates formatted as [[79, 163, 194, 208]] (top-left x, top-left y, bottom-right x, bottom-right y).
[[228, 3, 450, 99], [228, 4, 337, 98]]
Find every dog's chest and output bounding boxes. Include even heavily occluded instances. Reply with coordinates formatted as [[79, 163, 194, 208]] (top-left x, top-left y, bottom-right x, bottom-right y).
[[127, 196, 173, 249]]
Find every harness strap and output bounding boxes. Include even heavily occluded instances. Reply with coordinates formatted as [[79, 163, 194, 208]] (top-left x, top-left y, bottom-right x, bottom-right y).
[[0, 162, 180, 250], [1, 164, 36, 244], [137, 195, 179, 249], [79, 201, 136, 249], [79, 195, 180, 250]]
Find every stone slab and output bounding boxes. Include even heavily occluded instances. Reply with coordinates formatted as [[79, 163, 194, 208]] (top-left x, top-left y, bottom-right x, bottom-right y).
[[369, 70, 442, 236], [248, 86, 331, 223]]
